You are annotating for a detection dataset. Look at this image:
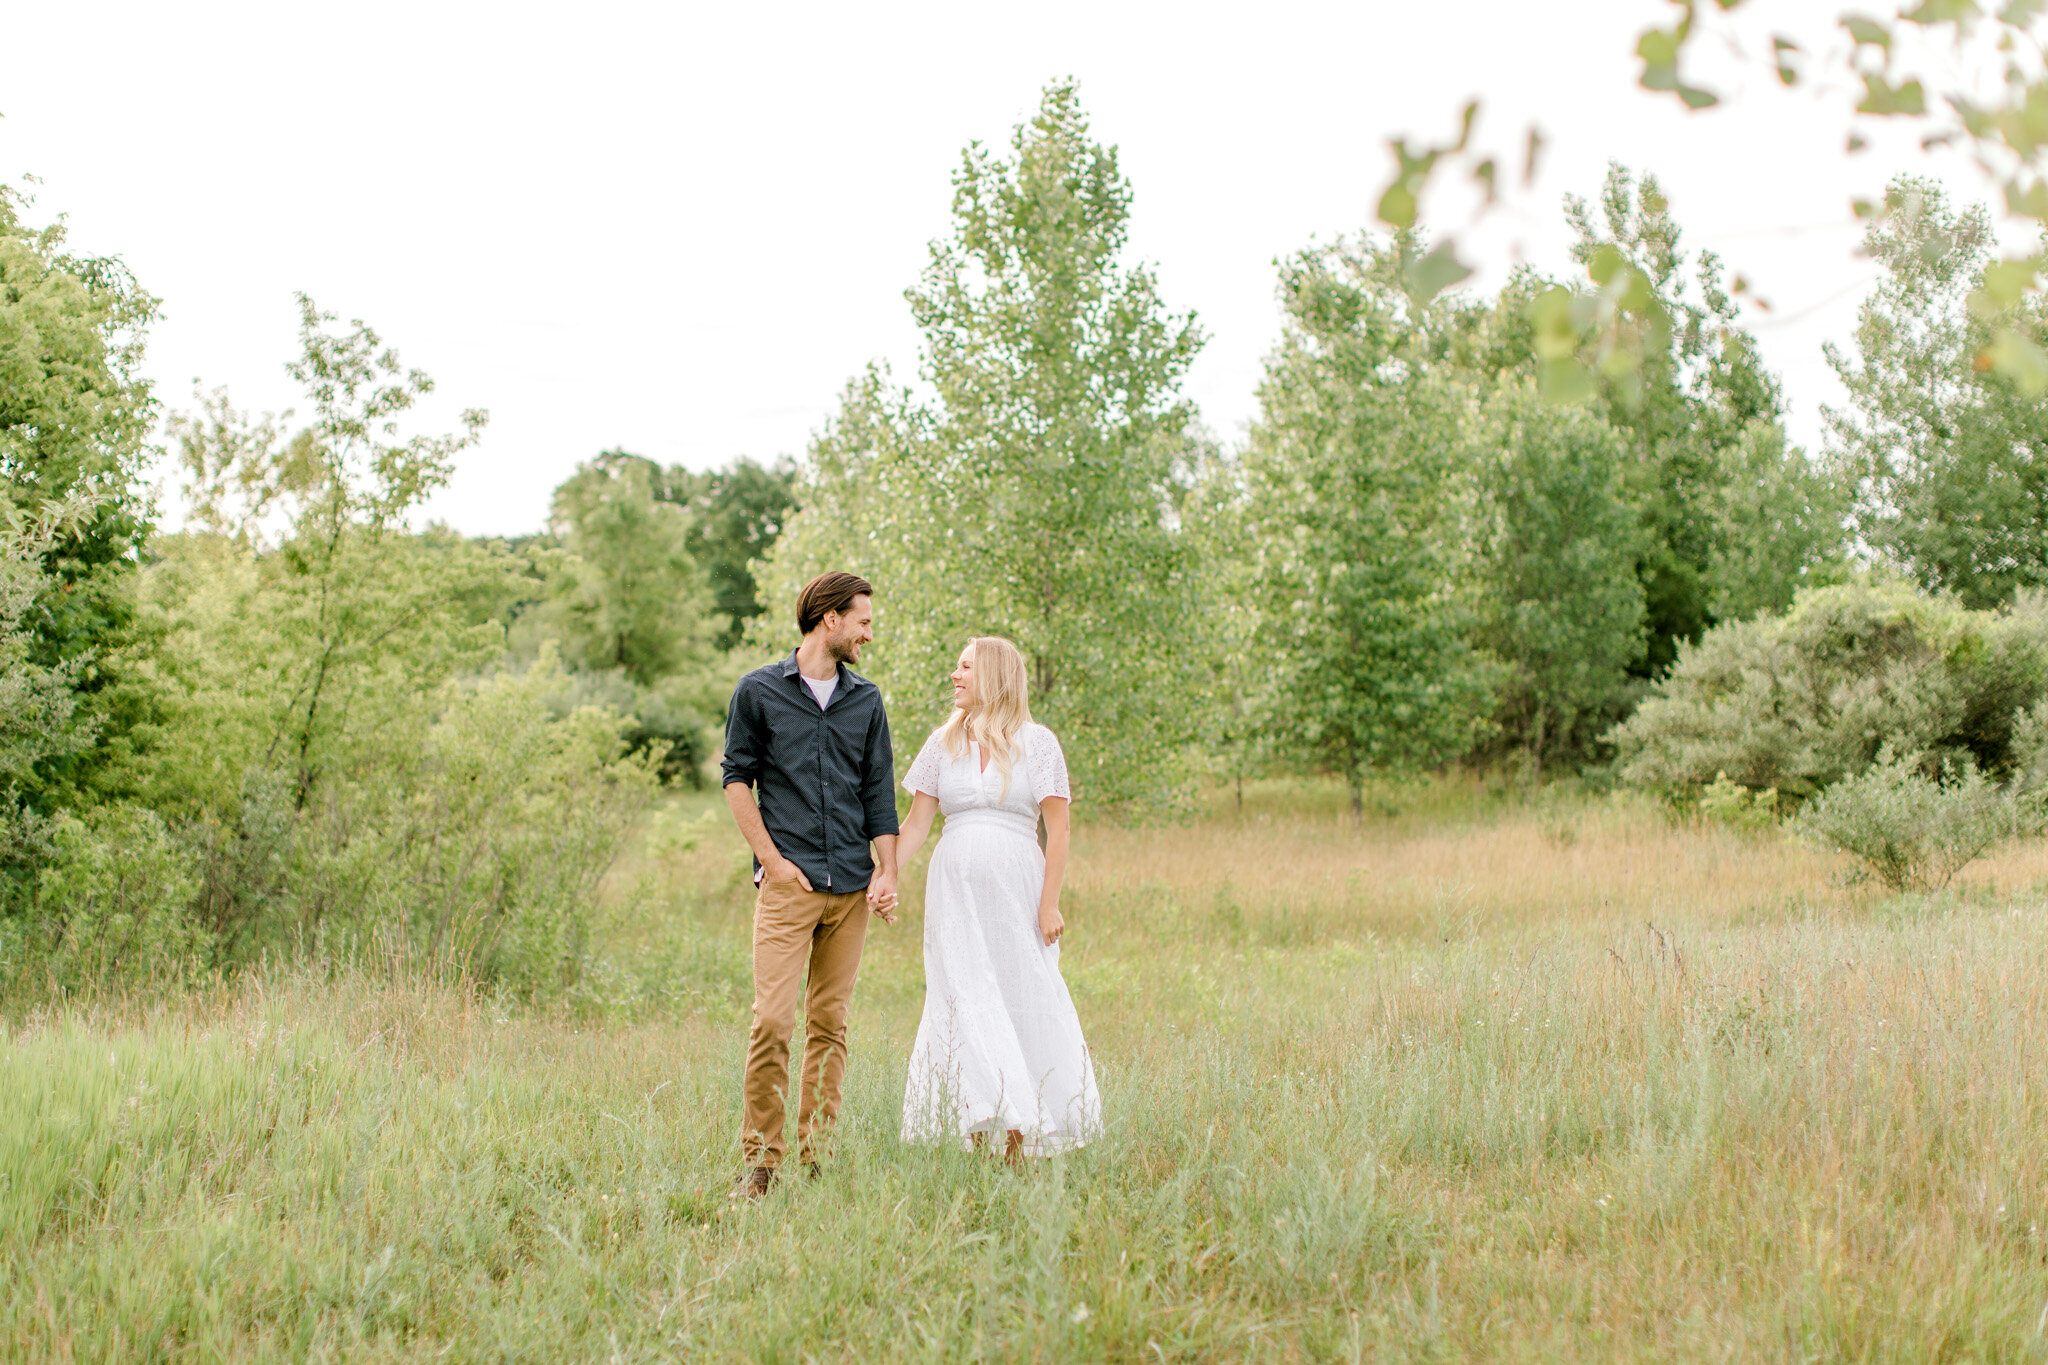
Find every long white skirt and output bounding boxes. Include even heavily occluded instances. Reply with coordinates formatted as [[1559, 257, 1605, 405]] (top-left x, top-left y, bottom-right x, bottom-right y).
[[901, 810, 1102, 1156]]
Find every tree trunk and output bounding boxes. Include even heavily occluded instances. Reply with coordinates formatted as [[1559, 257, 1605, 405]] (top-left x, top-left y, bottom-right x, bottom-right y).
[[1031, 653, 1058, 702], [1348, 775, 1364, 825]]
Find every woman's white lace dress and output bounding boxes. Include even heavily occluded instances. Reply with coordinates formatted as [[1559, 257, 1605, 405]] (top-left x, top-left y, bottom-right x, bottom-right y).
[[901, 722, 1101, 1155]]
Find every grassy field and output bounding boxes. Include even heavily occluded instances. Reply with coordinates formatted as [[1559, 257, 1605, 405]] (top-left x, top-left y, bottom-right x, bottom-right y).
[[6, 778, 2048, 1361]]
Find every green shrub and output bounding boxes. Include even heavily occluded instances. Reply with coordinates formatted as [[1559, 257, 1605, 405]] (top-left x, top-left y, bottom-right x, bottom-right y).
[[8, 806, 203, 990], [185, 767, 296, 961], [284, 653, 659, 997], [543, 668, 716, 788], [388, 659, 659, 995], [1698, 772, 1779, 833], [1796, 750, 2041, 890], [1611, 581, 2048, 802]]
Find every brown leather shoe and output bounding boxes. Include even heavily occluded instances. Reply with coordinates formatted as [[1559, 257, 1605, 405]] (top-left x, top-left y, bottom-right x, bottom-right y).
[[729, 1165, 777, 1201]]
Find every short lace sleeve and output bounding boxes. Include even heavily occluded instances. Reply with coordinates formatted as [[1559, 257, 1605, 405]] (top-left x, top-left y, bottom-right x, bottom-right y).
[[903, 728, 947, 797], [1027, 725, 1071, 803]]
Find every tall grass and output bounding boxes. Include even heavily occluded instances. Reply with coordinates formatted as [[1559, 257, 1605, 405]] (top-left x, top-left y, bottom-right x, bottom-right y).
[[5, 779, 2047, 1360]]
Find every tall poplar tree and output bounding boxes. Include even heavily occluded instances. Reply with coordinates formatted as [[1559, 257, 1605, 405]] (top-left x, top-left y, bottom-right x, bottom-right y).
[[763, 81, 1208, 810], [1826, 177, 2048, 609], [1241, 237, 1494, 817]]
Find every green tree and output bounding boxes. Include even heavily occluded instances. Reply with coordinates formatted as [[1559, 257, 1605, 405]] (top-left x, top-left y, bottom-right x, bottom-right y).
[[762, 81, 1208, 810], [661, 457, 798, 651], [523, 452, 726, 785], [0, 493, 106, 895], [0, 185, 163, 807], [1242, 235, 1494, 816], [1826, 176, 2048, 609], [163, 295, 508, 815], [544, 453, 710, 686], [1182, 448, 1270, 813], [1469, 382, 1646, 774], [1561, 165, 1834, 671]]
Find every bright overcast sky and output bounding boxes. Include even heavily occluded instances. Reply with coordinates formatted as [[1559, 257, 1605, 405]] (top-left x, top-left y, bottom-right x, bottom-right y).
[[3, 0, 2007, 536]]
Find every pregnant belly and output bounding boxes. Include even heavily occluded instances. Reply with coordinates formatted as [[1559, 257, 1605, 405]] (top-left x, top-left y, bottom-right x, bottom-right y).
[[929, 821, 1044, 895]]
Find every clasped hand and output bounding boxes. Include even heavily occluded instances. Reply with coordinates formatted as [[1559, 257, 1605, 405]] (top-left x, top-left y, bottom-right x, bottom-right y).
[[867, 871, 900, 924]]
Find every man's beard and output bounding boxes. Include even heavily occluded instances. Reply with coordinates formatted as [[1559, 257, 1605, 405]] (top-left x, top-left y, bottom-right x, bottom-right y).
[[827, 632, 861, 664]]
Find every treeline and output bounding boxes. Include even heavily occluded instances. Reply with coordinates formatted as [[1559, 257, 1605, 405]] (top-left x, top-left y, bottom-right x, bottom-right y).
[[5, 84, 2045, 992], [767, 85, 2048, 861], [0, 214, 798, 991], [768, 85, 1852, 812]]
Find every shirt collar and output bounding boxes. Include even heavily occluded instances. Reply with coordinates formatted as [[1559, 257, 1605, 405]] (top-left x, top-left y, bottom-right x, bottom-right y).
[[778, 650, 868, 689]]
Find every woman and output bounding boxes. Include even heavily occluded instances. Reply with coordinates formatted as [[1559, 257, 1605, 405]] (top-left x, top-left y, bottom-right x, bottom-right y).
[[894, 636, 1101, 1162]]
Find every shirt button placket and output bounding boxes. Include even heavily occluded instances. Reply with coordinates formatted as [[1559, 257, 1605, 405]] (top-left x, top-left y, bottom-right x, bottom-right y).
[[820, 704, 831, 890]]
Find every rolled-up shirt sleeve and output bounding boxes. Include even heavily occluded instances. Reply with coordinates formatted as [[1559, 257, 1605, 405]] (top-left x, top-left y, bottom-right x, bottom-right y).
[[720, 679, 763, 788], [861, 704, 900, 837]]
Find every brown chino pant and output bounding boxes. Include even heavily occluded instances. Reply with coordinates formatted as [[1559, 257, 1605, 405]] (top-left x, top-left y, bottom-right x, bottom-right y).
[[742, 877, 870, 1169]]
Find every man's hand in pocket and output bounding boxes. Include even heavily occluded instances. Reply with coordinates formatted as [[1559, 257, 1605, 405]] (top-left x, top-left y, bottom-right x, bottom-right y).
[[765, 857, 814, 892]]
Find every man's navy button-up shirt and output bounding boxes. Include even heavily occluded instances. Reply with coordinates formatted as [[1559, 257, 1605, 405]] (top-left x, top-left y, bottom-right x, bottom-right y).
[[720, 651, 900, 892]]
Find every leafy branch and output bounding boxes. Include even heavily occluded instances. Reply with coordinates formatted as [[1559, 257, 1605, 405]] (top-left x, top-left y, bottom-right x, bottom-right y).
[[1379, 0, 2048, 396]]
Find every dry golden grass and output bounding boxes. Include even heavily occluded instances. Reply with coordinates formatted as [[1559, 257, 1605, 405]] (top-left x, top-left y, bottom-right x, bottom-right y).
[[6, 778, 2047, 1360], [1072, 776, 2048, 940]]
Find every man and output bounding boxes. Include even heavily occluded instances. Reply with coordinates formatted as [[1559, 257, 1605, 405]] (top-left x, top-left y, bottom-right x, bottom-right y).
[[721, 571, 901, 1199]]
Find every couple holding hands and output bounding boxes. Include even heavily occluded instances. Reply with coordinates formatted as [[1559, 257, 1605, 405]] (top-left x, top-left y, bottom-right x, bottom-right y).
[[720, 572, 1101, 1199]]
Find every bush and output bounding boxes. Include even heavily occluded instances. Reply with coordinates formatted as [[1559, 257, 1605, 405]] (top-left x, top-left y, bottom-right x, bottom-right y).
[[1611, 580, 2048, 802], [1796, 750, 2041, 891], [289, 654, 659, 997], [543, 668, 715, 788], [5, 806, 204, 991], [1698, 773, 1779, 833]]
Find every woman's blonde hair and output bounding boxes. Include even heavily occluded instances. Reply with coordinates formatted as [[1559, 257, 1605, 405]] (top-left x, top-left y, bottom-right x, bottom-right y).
[[939, 636, 1031, 798]]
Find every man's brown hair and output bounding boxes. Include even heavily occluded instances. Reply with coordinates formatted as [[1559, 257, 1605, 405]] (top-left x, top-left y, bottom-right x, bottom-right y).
[[796, 572, 874, 635]]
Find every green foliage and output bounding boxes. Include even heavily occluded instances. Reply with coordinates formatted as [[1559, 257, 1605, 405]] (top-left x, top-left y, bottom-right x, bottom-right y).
[[1826, 177, 2048, 608], [166, 297, 503, 812], [761, 81, 1208, 810], [1377, 0, 2048, 395], [311, 653, 658, 996], [0, 186, 164, 809], [661, 456, 798, 650], [1469, 381, 1646, 772], [1702, 420, 1850, 624], [1564, 165, 1845, 673], [0, 496, 106, 898], [136, 526, 521, 824], [1241, 236, 1494, 810], [1697, 772, 1779, 833], [541, 453, 713, 687], [1798, 749, 2039, 890], [0, 189, 158, 508], [134, 524, 651, 988], [102, 306, 654, 992], [8, 805, 202, 991], [1612, 580, 2048, 802], [1181, 451, 1272, 807], [505, 450, 761, 785]]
